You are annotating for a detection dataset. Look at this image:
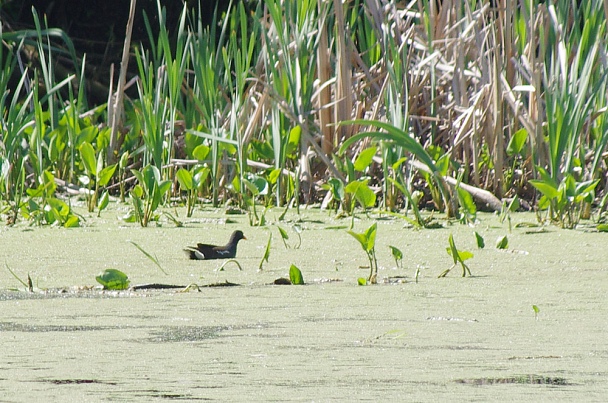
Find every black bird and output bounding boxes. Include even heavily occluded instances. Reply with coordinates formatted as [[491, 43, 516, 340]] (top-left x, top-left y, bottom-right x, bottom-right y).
[[185, 230, 247, 260]]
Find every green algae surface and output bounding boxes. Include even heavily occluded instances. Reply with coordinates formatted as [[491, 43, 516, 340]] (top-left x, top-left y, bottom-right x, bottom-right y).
[[0, 206, 607, 401]]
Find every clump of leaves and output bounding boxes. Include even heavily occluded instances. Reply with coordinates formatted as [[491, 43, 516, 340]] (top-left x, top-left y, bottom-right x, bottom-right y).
[[530, 167, 599, 229], [347, 223, 379, 284], [438, 234, 473, 278], [176, 163, 210, 217], [345, 179, 376, 228], [126, 164, 172, 227], [21, 170, 80, 227], [96, 269, 130, 290], [78, 141, 117, 213]]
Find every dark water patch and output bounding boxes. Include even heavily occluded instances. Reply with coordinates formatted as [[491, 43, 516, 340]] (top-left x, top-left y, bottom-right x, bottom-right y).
[[148, 322, 272, 343], [41, 378, 117, 385], [0, 289, 141, 301], [0, 321, 115, 332], [132, 389, 211, 400], [149, 326, 224, 342], [507, 355, 562, 360], [456, 374, 569, 386]]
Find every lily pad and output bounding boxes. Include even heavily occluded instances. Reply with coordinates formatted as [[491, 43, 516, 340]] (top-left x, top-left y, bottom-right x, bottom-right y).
[[96, 269, 130, 290]]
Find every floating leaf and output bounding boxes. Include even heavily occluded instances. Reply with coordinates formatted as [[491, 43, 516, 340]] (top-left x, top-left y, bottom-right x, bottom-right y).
[[289, 264, 304, 285], [63, 215, 80, 228], [597, 224, 608, 232], [474, 232, 485, 248], [496, 235, 509, 249], [357, 277, 367, 286], [96, 269, 130, 290]]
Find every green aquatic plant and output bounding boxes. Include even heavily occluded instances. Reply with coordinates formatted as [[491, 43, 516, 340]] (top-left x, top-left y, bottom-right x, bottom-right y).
[[532, 305, 540, 321], [389, 245, 403, 268], [241, 173, 269, 226], [530, 168, 599, 229], [127, 164, 171, 227], [218, 259, 244, 271], [5, 262, 33, 292], [496, 235, 508, 250], [176, 163, 210, 217], [128, 240, 168, 275], [78, 141, 117, 213], [499, 196, 519, 233], [21, 170, 80, 227], [277, 225, 302, 249], [258, 233, 272, 271], [96, 269, 130, 290], [289, 264, 304, 285], [439, 234, 473, 278], [347, 223, 379, 284]]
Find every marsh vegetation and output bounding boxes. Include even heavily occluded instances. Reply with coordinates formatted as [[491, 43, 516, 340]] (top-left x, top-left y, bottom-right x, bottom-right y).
[[0, 0, 607, 231]]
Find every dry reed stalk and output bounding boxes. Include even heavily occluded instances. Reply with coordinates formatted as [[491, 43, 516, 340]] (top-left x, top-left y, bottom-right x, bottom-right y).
[[316, 0, 333, 154], [333, 0, 353, 141], [108, 0, 137, 164]]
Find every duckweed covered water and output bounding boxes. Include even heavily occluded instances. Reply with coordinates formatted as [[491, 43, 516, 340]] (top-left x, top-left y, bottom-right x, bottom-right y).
[[0, 206, 607, 401]]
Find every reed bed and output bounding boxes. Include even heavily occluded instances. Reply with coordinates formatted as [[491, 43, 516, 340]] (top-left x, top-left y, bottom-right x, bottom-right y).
[[1, 0, 607, 228]]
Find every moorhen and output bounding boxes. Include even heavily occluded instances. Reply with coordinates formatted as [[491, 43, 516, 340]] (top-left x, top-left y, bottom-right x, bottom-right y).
[[184, 230, 247, 260]]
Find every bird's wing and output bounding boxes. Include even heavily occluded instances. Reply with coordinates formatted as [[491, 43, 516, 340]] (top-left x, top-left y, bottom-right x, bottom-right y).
[[196, 243, 217, 250], [185, 247, 208, 260]]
